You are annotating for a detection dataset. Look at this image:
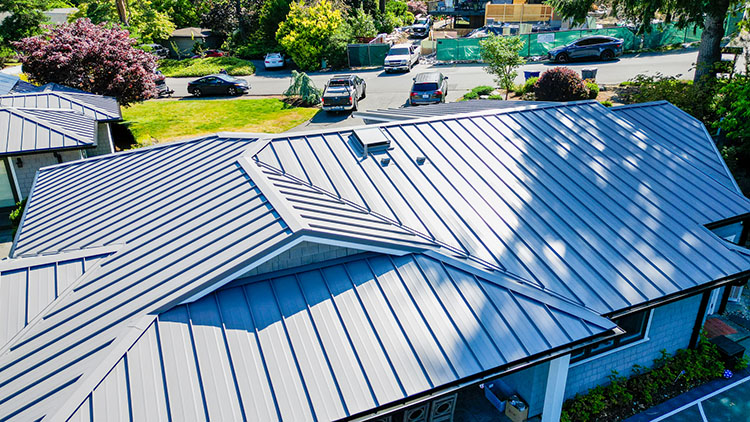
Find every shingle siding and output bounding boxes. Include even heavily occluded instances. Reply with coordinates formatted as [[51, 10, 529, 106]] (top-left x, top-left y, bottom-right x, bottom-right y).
[[10, 150, 83, 198], [239, 241, 363, 278], [564, 293, 702, 399], [498, 360, 550, 417]]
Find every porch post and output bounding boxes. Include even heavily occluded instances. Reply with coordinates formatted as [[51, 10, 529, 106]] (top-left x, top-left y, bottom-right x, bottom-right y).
[[541, 354, 571, 422]]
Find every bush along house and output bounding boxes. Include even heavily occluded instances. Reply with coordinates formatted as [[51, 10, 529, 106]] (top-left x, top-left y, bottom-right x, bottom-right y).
[[0, 100, 748, 422], [0, 86, 121, 224]]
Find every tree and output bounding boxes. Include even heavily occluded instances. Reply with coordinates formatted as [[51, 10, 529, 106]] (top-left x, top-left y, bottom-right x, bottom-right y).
[[545, 0, 740, 85], [348, 8, 377, 39], [74, 0, 175, 42], [479, 35, 525, 100], [201, 0, 239, 37], [0, 0, 48, 47], [276, 0, 343, 71], [284, 70, 322, 105], [260, 0, 294, 43], [14, 19, 158, 106]]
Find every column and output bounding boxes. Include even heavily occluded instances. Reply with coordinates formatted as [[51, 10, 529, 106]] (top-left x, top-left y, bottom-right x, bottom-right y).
[[542, 354, 571, 422]]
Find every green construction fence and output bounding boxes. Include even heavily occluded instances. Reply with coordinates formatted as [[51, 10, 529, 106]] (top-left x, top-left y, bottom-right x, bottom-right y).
[[436, 17, 742, 62], [347, 44, 391, 67]]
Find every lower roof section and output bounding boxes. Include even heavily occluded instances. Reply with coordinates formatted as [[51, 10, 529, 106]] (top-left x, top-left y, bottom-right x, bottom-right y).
[[69, 252, 615, 422]]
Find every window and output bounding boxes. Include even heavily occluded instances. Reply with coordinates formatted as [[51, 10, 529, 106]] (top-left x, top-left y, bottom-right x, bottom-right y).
[[707, 215, 749, 248], [571, 309, 651, 363]]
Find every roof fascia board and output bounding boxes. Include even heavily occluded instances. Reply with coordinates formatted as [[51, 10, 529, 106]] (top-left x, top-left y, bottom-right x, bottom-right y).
[[0, 244, 121, 271], [236, 155, 306, 232], [46, 314, 157, 422], [341, 326, 625, 422], [0, 145, 93, 157]]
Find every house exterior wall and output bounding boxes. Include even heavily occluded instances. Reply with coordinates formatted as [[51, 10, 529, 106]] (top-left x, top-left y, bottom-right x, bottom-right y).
[[86, 123, 114, 157], [498, 360, 551, 417], [564, 293, 703, 399], [239, 241, 363, 278], [9, 150, 83, 198]]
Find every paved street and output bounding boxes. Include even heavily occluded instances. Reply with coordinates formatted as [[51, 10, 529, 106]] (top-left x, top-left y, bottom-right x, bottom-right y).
[[164, 48, 699, 131]]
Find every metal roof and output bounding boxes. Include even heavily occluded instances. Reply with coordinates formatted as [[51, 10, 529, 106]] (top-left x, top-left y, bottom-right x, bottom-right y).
[[611, 101, 739, 192], [0, 248, 114, 349], [2, 101, 750, 421], [254, 101, 750, 314], [0, 74, 18, 96], [0, 107, 96, 155], [0, 91, 121, 122], [353, 100, 550, 123], [67, 252, 615, 422]]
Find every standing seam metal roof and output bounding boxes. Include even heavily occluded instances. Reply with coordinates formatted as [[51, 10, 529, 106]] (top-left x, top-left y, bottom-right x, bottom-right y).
[[0, 108, 97, 155], [66, 252, 615, 422], [0, 92, 121, 122]]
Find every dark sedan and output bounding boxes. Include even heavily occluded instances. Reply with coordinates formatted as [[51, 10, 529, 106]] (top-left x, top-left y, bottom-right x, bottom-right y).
[[187, 74, 250, 97], [548, 36, 624, 63]]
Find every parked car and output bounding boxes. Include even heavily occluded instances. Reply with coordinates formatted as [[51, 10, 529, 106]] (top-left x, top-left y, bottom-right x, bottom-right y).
[[191, 49, 225, 59], [264, 53, 285, 69], [187, 74, 249, 97], [411, 16, 433, 38], [141, 43, 169, 59], [547, 36, 624, 63], [384, 44, 421, 73], [321, 74, 366, 112], [409, 72, 448, 105]]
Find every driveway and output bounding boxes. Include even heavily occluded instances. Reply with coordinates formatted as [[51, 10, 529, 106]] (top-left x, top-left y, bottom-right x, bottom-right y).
[[650, 375, 750, 422], [163, 49, 699, 131]]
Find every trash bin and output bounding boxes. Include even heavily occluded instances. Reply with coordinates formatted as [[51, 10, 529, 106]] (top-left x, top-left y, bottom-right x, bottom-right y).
[[581, 67, 598, 81], [524, 71, 540, 80]]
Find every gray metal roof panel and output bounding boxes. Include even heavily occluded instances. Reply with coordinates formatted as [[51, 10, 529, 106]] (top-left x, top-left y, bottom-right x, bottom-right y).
[[611, 101, 739, 192], [353, 100, 551, 123], [253, 101, 750, 314], [0, 108, 96, 155], [0, 92, 120, 121], [0, 74, 18, 96], [76, 252, 613, 422]]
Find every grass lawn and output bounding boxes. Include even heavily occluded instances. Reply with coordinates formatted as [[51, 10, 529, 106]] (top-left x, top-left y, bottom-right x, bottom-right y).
[[122, 98, 318, 144], [158, 57, 255, 77]]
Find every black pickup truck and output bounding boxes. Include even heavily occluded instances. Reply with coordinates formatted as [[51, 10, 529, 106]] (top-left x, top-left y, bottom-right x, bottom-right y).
[[321, 75, 366, 112]]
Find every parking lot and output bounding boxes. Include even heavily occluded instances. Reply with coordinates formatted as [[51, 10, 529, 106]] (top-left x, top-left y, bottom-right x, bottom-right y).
[[646, 375, 750, 422]]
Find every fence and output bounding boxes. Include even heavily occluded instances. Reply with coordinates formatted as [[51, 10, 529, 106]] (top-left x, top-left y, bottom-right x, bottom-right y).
[[347, 43, 391, 67], [435, 19, 740, 62]]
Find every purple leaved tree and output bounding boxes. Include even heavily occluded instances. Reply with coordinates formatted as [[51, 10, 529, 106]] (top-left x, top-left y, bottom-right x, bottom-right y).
[[14, 19, 158, 106]]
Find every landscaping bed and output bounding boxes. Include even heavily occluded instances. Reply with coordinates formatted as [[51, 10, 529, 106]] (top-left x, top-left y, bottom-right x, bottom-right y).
[[561, 337, 747, 422], [122, 98, 317, 145], [157, 57, 256, 77]]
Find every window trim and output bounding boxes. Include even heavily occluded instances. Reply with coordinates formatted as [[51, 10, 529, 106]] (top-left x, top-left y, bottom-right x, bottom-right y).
[[570, 308, 654, 368]]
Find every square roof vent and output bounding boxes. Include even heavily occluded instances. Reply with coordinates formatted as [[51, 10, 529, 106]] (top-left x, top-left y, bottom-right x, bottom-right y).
[[352, 127, 391, 154]]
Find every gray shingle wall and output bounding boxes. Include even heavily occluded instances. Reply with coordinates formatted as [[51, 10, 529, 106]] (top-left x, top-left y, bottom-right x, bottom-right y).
[[10, 150, 82, 198], [564, 293, 702, 399], [239, 241, 363, 278], [87, 123, 114, 157]]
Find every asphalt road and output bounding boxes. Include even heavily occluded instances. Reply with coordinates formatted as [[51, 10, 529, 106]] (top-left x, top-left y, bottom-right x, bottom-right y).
[[164, 48, 699, 131]]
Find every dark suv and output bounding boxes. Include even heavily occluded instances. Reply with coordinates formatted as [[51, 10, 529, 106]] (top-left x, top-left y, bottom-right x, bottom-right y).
[[322, 75, 366, 112], [409, 72, 448, 105], [548, 36, 624, 63]]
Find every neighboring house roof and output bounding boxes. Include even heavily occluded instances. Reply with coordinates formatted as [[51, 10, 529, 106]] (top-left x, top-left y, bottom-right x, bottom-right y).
[[611, 101, 740, 192], [1, 101, 749, 422], [0, 107, 97, 155], [68, 252, 614, 422], [171, 27, 214, 38], [353, 100, 550, 123], [0, 91, 122, 121]]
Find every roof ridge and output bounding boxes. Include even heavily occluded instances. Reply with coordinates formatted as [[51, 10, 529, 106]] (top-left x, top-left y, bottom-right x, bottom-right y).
[[1, 107, 94, 146]]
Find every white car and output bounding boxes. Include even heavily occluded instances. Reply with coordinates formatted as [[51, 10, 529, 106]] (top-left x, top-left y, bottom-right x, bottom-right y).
[[384, 44, 421, 73], [264, 53, 285, 69]]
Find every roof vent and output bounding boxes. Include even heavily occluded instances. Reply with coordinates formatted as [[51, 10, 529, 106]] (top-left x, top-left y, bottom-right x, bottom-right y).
[[352, 127, 391, 155]]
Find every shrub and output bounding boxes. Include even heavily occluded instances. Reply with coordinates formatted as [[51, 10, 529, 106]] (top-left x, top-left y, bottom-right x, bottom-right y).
[[471, 85, 494, 96], [276, 0, 343, 72], [586, 81, 600, 99], [9, 198, 26, 236], [488, 94, 504, 100], [600, 100, 613, 107], [284, 70, 322, 106], [462, 91, 479, 100], [479, 35, 525, 100], [625, 73, 717, 124], [520, 76, 538, 95], [534, 67, 588, 101], [348, 8, 377, 38]]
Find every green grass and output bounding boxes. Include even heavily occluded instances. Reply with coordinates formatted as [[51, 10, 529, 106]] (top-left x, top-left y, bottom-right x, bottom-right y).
[[122, 98, 317, 144], [158, 57, 256, 77]]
